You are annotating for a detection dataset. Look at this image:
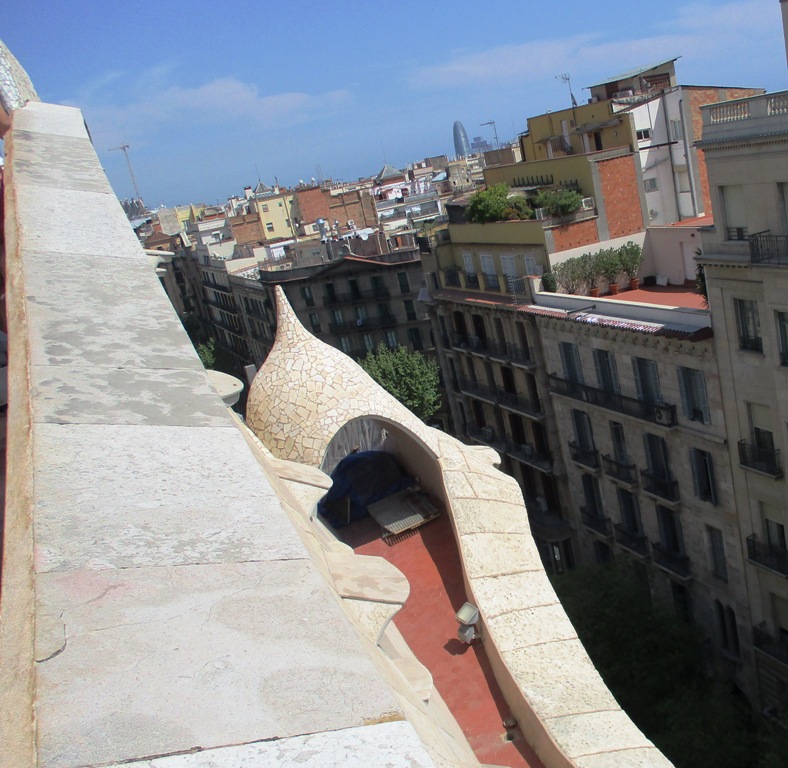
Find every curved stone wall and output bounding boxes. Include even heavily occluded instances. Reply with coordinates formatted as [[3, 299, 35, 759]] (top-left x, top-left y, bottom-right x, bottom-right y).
[[247, 290, 675, 768]]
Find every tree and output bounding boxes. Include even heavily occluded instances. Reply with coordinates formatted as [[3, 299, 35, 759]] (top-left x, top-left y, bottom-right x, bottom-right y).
[[533, 188, 583, 217], [466, 183, 531, 223], [359, 344, 441, 420], [196, 338, 216, 369]]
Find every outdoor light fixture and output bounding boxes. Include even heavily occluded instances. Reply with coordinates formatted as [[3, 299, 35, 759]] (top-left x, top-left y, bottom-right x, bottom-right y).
[[456, 602, 480, 644]]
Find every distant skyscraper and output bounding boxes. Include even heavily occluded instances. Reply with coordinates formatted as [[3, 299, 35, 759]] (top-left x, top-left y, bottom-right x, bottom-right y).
[[453, 120, 471, 158]]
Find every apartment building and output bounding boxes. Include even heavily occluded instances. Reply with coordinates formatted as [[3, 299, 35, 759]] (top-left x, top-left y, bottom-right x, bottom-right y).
[[697, 88, 788, 712]]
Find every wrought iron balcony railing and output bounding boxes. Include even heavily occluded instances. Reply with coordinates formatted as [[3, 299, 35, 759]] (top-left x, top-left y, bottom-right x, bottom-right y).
[[749, 231, 788, 265], [548, 374, 677, 427], [640, 469, 680, 502], [582, 509, 612, 537], [602, 454, 638, 484], [652, 542, 692, 579], [753, 623, 788, 667], [614, 524, 649, 556], [505, 441, 552, 472], [568, 441, 599, 469], [738, 440, 783, 477], [746, 534, 788, 575]]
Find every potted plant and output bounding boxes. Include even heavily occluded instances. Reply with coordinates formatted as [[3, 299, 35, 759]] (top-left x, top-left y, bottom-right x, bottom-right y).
[[541, 271, 557, 292], [618, 241, 644, 290], [579, 251, 601, 297], [597, 248, 622, 295], [553, 257, 583, 294]]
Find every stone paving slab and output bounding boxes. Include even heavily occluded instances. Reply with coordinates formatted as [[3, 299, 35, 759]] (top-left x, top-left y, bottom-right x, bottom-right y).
[[11, 101, 87, 137], [545, 710, 653, 760], [35, 560, 402, 768], [30, 365, 231, 426], [116, 721, 434, 768], [22, 250, 201, 370], [9, 130, 113, 193], [32, 423, 305, 572], [15, 183, 144, 259]]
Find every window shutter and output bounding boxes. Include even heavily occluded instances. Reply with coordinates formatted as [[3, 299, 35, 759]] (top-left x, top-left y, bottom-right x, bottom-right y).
[[705, 452, 717, 505], [689, 448, 702, 497], [632, 358, 643, 399]]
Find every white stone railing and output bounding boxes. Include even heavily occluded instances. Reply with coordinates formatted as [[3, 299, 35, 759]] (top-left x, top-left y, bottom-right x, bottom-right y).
[[702, 91, 788, 137]]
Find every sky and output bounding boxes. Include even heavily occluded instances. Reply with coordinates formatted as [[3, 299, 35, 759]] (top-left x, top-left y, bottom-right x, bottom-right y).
[[3, 1, 786, 207]]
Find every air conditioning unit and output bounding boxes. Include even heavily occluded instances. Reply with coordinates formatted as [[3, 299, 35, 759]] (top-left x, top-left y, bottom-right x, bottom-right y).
[[481, 426, 494, 440], [534, 207, 547, 221], [654, 407, 673, 426], [581, 196, 595, 211], [534, 496, 549, 514]]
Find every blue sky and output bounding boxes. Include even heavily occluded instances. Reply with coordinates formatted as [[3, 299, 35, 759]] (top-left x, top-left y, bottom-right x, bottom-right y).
[[3, 0, 785, 206]]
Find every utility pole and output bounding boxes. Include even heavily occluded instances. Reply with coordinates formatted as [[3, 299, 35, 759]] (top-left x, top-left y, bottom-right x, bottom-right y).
[[108, 143, 142, 201]]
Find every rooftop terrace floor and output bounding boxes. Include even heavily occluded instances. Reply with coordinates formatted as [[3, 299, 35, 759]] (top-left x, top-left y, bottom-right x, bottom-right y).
[[339, 512, 544, 768], [606, 281, 707, 310]]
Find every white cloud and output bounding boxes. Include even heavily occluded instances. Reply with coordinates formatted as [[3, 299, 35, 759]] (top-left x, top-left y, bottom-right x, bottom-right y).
[[65, 68, 353, 150], [408, 0, 779, 90]]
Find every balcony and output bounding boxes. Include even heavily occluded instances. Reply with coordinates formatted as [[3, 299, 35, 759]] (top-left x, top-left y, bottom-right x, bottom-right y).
[[447, 334, 535, 368], [505, 441, 552, 473], [481, 273, 501, 292], [202, 279, 232, 294], [581, 509, 613, 537], [750, 230, 788, 265], [568, 441, 599, 469], [746, 534, 788, 576], [441, 268, 461, 288], [640, 469, 680, 502], [738, 440, 783, 477], [548, 374, 677, 427], [602, 454, 637, 485], [753, 623, 788, 667], [466, 424, 505, 452], [497, 389, 543, 419], [614, 524, 649, 557], [458, 377, 498, 404], [651, 543, 692, 580]]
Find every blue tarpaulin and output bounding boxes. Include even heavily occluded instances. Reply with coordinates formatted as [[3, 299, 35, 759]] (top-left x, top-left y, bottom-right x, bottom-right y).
[[318, 451, 415, 527]]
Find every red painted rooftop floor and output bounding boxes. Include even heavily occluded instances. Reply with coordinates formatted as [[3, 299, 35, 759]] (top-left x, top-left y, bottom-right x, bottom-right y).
[[338, 512, 544, 768], [603, 281, 707, 310]]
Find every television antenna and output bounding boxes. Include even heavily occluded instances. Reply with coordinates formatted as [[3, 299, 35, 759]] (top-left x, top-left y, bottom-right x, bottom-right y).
[[556, 73, 578, 108], [108, 142, 142, 201]]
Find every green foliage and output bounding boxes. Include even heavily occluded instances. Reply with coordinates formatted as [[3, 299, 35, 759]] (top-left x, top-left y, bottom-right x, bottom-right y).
[[596, 246, 622, 283], [359, 344, 441, 420], [466, 184, 531, 223], [541, 271, 557, 292], [552, 563, 786, 768], [618, 240, 644, 280], [552, 258, 583, 293], [196, 338, 216, 369], [579, 251, 601, 289], [533, 188, 583, 217], [695, 248, 709, 308]]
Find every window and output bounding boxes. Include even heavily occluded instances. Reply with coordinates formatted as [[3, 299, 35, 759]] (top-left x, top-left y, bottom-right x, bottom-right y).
[[610, 421, 628, 463], [308, 313, 321, 334], [261, 204, 269, 213], [644, 177, 658, 193], [715, 601, 740, 657], [633, 357, 662, 403], [572, 409, 595, 452], [462, 252, 476, 276], [707, 526, 728, 580], [582, 473, 603, 516], [371, 275, 385, 295], [362, 333, 375, 351], [355, 306, 368, 325], [266, 222, 275, 232], [348, 278, 360, 299], [734, 299, 762, 352], [636, 128, 652, 142], [721, 185, 747, 240], [678, 367, 710, 423], [670, 119, 683, 141], [776, 311, 788, 365], [339, 336, 351, 354], [332, 308, 343, 325], [301, 285, 315, 307], [593, 349, 619, 393], [676, 170, 690, 194], [761, 501, 787, 551], [404, 299, 417, 321], [385, 330, 397, 348], [690, 448, 717, 504], [657, 505, 684, 555], [397, 272, 410, 294], [407, 327, 423, 351], [560, 342, 584, 384], [617, 488, 641, 533], [644, 432, 671, 479]]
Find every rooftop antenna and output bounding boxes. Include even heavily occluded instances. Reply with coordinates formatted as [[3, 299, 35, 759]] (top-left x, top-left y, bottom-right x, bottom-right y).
[[108, 143, 142, 201], [556, 73, 578, 108]]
